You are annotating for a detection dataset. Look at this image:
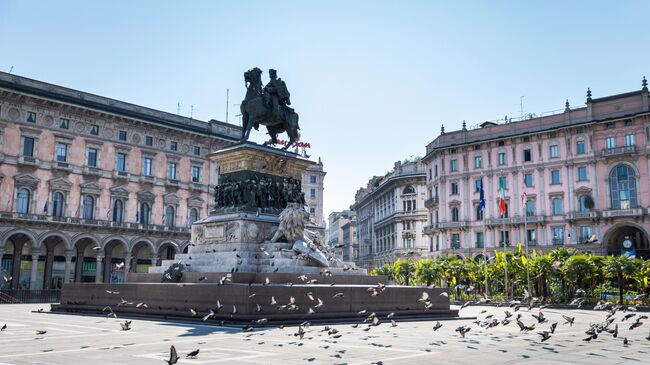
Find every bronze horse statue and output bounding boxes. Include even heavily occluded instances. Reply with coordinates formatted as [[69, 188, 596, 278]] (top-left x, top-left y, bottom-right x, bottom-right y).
[[240, 67, 300, 150]]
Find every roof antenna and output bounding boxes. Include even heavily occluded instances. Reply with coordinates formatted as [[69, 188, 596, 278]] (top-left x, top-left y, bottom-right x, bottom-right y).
[[9, 66, 14, 74]]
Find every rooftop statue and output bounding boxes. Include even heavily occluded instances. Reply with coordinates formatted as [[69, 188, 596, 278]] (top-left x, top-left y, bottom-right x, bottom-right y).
[[240, 68, 300, 150]]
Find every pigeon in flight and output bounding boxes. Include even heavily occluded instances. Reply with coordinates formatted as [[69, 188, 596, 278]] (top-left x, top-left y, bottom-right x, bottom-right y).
[[186, 349, 200, 358], [166, 345, 179, 365]]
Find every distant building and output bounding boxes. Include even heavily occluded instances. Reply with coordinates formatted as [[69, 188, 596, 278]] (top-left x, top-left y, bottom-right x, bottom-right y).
[[327, 210, 354, 257], [422, 79, 650, 260], [340, 219, 357, 262], [303, 158, 326, 229], [351, 159, 427, 269]]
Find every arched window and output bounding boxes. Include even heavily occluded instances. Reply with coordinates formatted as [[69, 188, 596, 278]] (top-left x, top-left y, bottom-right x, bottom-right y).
[[610, 164, 637, 209], [165, 205, 175, 227], [189, 208, 198, 226], [16, 188, 30, 214], [451, 207, 459, 222], [82, 195, 94, 220], [113, 199, 123, 223], [52, 192, 64, 217], [403, 185, 415, 195], [140, 202, 150, 225]]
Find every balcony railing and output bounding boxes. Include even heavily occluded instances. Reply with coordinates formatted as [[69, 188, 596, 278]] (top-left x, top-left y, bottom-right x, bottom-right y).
[[567, 211, 599, 221], [602, 145, 637, 157], [424, 196, 439, 208], [423, 224, 438, 234], [438, 221, 468, 229], [83, 166, 103, 176], [487, 215, 545, 226], [602, 208, 644, 218], [552, 238, 565, 246]]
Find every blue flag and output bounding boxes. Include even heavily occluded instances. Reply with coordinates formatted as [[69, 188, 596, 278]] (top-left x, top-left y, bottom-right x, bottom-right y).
[[479, 178, 485, 212]]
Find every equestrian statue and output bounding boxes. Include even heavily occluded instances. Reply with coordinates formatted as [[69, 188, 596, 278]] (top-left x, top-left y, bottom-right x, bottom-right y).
[[240, 67, 300, 150]]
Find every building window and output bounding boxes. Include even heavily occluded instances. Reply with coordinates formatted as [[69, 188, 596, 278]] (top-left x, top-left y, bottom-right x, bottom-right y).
[[523, 149, 532, 162], [434, 165, 438, 177], [52, 192, 65, 217], [82, 195, 94, 220], [551, 170, 561, 184], [59, 118, 69, 129], [309, 175, 317, 184], [90, 124, 99, 136], [527, 229, 536, 245], [450, 182, 458, 195], [609, 164, 637, 209], [143, 157, 152, 176], [548, 131, 557, 138], [451, 234, 460, 249], [576, 140, 585, 154], [191, 166, 201, 183], [310, 188, 316, 198], [113, 199, 123, 223], [606, 122, 614, 129], [170, 141, 178, 151], [498, 152, 506, 165], [165, 205, 175, 227], [167, 163, 177, 180], [523, 136, 531, 142], [26, 111, 36, 123], [525, 199, 535, 216], [553, 227, 564, 245], [475, 204, 483, 220], [524, 173, 533, 187], [474, 179, 481, 192], [16, 188, 30, 214], [451, 207, 459, 222], [552, 198, 563, 215], [499, 176, 507, 189], [116, 153, 127, 172], [577, 166, 588, 181], [140, 202, 150, 225], [606, 137, 616, 149], [580, 225, 592, 243], [474, 155, 482, 169], [189, 208, 199, 225], [450, 159, 458, 172], [476, 232, 484, 248], [87, 148, 98, 167], [309, 207, 315, 215], [193, 146, 201, 156], [56, 142, 68, 162], [23, 136, 35, 157], [118, 130, 127, 141], [549, 145, 559, 158], [145, 136, 153, 146], [578, 195, 590, 212], [625, 134, 636, 146], [499, 230, 510, 246]]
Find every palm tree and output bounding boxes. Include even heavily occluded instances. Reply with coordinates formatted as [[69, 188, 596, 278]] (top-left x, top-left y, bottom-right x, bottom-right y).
[[392, 259, 416, 286], [415, 259, 443, 287], [603, 254, 638, 304], [370, 263, 394, 282]]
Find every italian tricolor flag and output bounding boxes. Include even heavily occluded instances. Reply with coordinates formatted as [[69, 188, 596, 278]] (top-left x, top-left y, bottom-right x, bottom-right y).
[[499, 178, 507, 217]]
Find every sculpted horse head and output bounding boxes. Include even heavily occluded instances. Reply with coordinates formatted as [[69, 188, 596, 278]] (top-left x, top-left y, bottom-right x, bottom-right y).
[[244, 67, 263, 92]]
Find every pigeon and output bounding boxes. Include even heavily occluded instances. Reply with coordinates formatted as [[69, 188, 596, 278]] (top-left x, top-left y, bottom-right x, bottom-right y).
[[36, 330, 47, 335], [538, 331, 551, 342], [439, 292, 449, 297], [242, 325, 254, 332], [390, 320, 397, 327], [115, 262, 125, 269], [315, 298, 324, 308], [460, 301, 472, 309], [190, 308, 198, 316], [120, 320, 132, 331], [550, 322, 557, 334], [629, 319, 643, 330], [333, 293, 344, 298], [198, 276, 209, 281], [136, 302, 148, 308], [216, 300, 223, 310], [623, 337, 629, 346], [1, 324, 6, 331], [256, 304, 263, 313], [433, 321, 443, 331], [645, 331, 650, 341], [105, 290, 119, 295], [186, 349, 200, 358], [270, 296, 277, 305], [455, 325, 471, 338], [167, 345, 179, 364], [562, 315, 575, 326], [202, 310, 215, 321]]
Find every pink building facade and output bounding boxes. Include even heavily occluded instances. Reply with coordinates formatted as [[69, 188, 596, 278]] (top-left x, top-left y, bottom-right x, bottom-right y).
[[423, 78, 650, 260]]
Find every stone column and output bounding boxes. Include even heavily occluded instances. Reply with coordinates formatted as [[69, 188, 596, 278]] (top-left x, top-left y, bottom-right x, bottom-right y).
[[123, 255, 132, 283], [74, 247, 84, 282], [29, 253, 40, 290], [103, 253, 112, 283], [150, 253, 160, 267], [63, 250, 74, 284], [43, 247, 55, 290], [0, 247, 4, 288], [95, 255, 104, 283]]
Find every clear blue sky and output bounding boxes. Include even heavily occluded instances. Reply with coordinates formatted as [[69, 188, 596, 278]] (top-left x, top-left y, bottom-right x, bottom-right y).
[[1, 1, 648, 218]]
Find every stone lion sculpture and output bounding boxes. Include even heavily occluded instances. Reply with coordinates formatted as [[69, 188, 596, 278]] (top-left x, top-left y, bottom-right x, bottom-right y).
[[270, 202, 310, 243]]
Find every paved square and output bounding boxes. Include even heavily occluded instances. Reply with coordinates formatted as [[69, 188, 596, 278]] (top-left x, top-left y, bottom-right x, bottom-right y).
[[0, 303, 648, 364]]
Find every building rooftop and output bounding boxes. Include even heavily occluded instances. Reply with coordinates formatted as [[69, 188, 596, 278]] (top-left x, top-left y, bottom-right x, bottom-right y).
[[353, 158, 426, 206], [0, 71, 241, 140]]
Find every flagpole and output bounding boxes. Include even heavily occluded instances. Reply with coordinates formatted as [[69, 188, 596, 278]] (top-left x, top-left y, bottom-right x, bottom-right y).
[[480, 177, 489, 298], [523, 183, 532, 297], [502, 216, 508, 300]]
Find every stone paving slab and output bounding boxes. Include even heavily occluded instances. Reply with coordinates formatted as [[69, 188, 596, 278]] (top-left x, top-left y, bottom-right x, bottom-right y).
[[1, 303, 649, 364]]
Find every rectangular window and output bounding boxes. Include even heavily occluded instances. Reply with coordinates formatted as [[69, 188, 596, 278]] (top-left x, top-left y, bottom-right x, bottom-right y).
[[527, 229, 536, 245], [577, 166, 588, 181], [450, 159, 458, 172], [451, 234, 460, 249], [553, 227, 565, 245], [474, 155, 482, 168], [524, 173, 533, 187], [498, 152, 506, 165], [56, 143, 68, 162], [606, 137, 616, 149], [499, 176, 507, 189], [116, 153, 126, 172], [87, 148, 98, 167], [167, 163, 177, 180], [118, 130, 127, 141], [525, 199, 535, 216], [625, 134, 635, 146], [523, 149, 532, 162], [548, 131, 557, 138], [580, 225, 592, 243], [310, 207, 316, 215], [549, 145, 559, 158], [90, 124, 99, 136], [523, 136, 531, 142], [474, 179, 481, 192], [576, 140, 585, 154], [23, 137, 35, 157], [309, 175, 317, 184], [170, 141, 178, 151], [451, 182, 459, 195], [551, 170, 561, 184], [310, 188, 316, 198], [606, 122, 614, 129], [475, 232, 484, 248], [145, 136, 153, 146], [26, 111, 36, 123], [193, 146, 201, 156], [191, 165, 201, 183], [552, 198, 563, 215], [59, 118, 69, 129], [143, 157, 152, 176]]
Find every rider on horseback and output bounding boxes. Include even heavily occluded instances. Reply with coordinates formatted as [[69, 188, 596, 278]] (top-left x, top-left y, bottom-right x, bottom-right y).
[[263, 69, 291, 124]]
